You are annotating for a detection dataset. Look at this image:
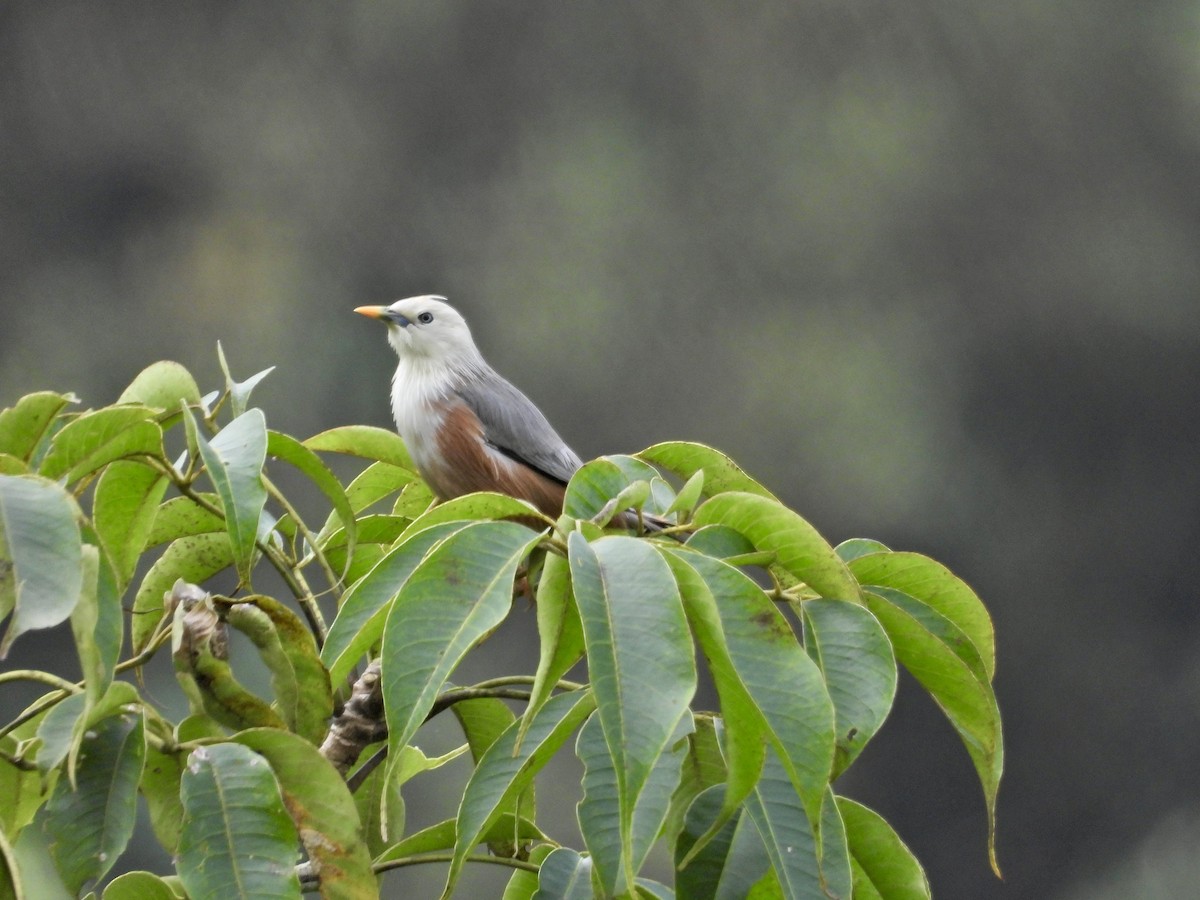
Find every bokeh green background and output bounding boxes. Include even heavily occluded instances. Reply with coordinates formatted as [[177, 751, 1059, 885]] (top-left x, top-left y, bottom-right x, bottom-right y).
[[3, 2, 1198, 897]]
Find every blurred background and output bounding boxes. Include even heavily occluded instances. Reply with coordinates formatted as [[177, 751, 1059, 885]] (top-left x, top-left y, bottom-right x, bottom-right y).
[[2, 1, 1198, 896]]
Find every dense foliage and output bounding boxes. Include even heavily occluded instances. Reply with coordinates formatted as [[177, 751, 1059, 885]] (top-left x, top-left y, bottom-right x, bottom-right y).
[[0, 355, 1002, 898]]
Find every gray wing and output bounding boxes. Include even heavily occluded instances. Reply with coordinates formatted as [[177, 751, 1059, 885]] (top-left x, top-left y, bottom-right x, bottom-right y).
[[456, 368, 584, 485]]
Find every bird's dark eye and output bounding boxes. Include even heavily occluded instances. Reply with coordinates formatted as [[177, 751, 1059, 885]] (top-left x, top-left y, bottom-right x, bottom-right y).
[[417, 312, 434, 324]]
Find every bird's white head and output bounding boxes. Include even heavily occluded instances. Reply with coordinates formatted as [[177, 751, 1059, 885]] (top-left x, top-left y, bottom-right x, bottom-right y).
[[355, 295, 484, 371]]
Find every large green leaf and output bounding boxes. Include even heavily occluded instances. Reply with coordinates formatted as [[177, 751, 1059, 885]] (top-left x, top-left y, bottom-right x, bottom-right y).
[[664, 554, 768, 858], [42, 709, 145, 894], [741, 751, 850, 900], [102, 871, 181, 900], [667, 550, 834, 833], [864, 587, 1003, 875], [229, 596, 332, 745], [304, 425, 415, 470], [131, 532, 234, 653], [316, 461, 421, 543], [266, 429, 357, 573], [0, 474, 84, 656], [38, 406, 161, 482], [693, 493, 861, 602], [144, 495, 225, 547], [801, 599, 897, 777], [836, 797, 930, 899], [444, 690, 596, 898], [638, 442, 778, 500], [516, 551, 585, 751], [381, 521, 539, 776], [405, 491, 553, 535], [675, 786, 771, 900], [567, 533, 696, 889], [562, 456, 664, 521], [69, 546, 115, 706], [93, 460, 169, 589], [233, 729, 376, 900], [849, 551, 995, 680], [376, 812, 545, 862], [661, 714, 728, 851], [532, 848, 594, 900], [501, 843, 556, 900], [116, 360, 202, 412], [0, 391, 75, 462], [177, 742, 301, 898], [451, 696, 535, 857], [141, 743, 185, 854], [576, 711, 691, 895], [188, 409, 268, 586], [321, 521, 470, 686]]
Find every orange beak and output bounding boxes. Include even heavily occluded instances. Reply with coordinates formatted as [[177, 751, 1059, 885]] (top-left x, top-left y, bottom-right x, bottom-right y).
[[354, 305, 390, 320]]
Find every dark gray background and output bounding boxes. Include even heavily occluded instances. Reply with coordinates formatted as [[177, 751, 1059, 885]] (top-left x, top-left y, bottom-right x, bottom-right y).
[[2, 3, 1197, 897]]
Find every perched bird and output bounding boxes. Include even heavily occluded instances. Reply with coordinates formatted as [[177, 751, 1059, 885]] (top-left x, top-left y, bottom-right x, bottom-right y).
[[354, 296, 585, 519]]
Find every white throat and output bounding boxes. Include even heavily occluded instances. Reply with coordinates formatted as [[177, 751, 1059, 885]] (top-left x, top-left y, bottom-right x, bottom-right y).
[[389, 354, 483, 474]]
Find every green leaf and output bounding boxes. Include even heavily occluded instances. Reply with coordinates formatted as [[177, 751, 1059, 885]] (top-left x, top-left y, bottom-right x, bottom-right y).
[[132, 533, 234, 654], [375, 812, 545, 862], [443, 690, 596, 898], [665, 469, 706, 517], [177, 742, 301, 898], [0, 826, 20, 900], [0, 454, 27, 475], [502, 843, 556, 900], [833, 538, 890, 563], [453, 697, 517, 762], [0, 731, 49, 839], [144, 495, 225, 547], [232, 729, 377, 900], [232, 596, 332, 745], [382, 522, 539, 773], [316, 461, 421, 543], [836, 797, 930, 899], [34, 693, 88, 774], [93, 461, 169, 589], [577, 711, 691, 895], [638, 442, 777, 500], [0, 391, 76, 462], [801, 599, 897, 777], [38, 406, 160, 482], [532, 847, 594, 900], [864, 588, 1003, 876], [0, 475, 84, 656], [70, 546, 115, 705], [217, 343, 274, 418], [188, 408, 268, 586], [265, 430, 357, 572], [662, 714, 728, 851], [117, 360, 202, 412], [141, 743, 185, 854], [675, 786, 771, 900], [693, 493, 861, 602], [304, 425, 415, 470], [102, 871, 181, 900], [849, 551, 995, 680], [684, 525, 757, 560], [567, 534, 696, 889], [321, 522, 471, 686], [741, 750, 848, 900], [516, 551, 585, 752], [667, 550, 834, 836], [42, 709, 145, 894], [405, 491, 553, 534], [562, 455, 665, 520]]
